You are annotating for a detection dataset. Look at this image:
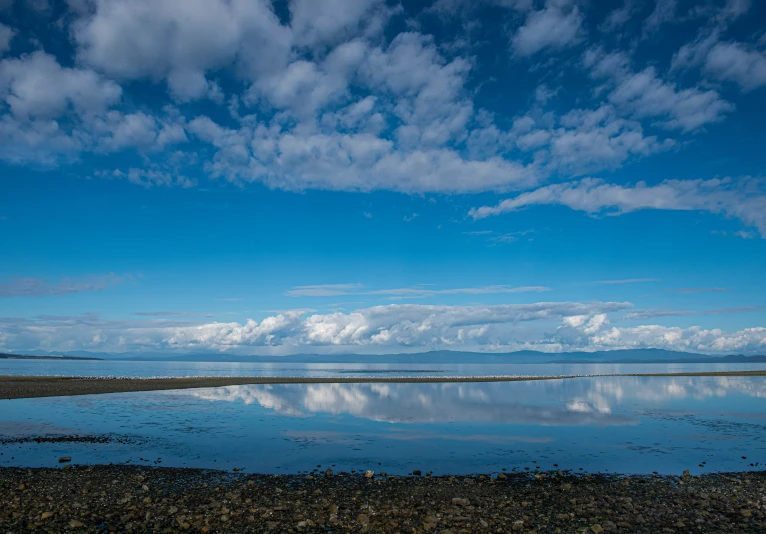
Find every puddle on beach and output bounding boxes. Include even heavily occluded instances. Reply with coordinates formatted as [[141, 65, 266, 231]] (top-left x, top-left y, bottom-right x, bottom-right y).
[[1, 375, 766, 475]]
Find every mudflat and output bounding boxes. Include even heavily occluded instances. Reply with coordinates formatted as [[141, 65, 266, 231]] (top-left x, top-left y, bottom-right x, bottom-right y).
[[1, 370, 765, 399]]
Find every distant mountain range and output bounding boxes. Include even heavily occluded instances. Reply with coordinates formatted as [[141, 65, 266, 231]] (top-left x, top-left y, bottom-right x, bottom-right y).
[[4, 348, 766, 364]]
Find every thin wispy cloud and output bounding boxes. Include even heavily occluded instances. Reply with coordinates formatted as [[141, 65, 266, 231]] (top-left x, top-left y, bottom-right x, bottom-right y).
[[586, 278, 660, 285], [287, 284, 550, 298], [677, 287, 728, 293], [624, 306, 764, 321], [134, 311, 214, 318], [0, 274, 130, 297]]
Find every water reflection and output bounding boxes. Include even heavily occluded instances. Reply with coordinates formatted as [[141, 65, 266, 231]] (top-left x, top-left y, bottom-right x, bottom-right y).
[[187, 375, 766, 426], [3, 375, 766, 474]]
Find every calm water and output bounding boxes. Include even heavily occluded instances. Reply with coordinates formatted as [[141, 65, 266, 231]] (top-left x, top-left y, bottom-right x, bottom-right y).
[[2, 358, 766, 378], [2, 364, 766, 476]]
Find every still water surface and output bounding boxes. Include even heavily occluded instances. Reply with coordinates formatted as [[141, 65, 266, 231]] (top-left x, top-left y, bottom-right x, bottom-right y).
[[2, 361, 765, 476], [2, 358, 766, 378]]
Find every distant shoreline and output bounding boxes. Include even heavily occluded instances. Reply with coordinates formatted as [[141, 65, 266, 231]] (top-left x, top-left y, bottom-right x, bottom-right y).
[[0, 353, 102, 361], [2, 370, 766, 400]]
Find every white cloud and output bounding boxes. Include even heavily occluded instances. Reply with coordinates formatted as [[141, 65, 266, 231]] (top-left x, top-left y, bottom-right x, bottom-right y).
[[469, 177, 766, 236], [2, 302, 765, 355], [512, 0, 584, 56], [73, 0, 292, 100], [0, 0, 754, 196], [701, 42, 766, 91], [599, 0, 636, 33], [585, 48, 733, 131], [643, 0, 676, 35], [0, 301, 633, 353], [0, 23, 13, 54], [554, 313, 766, 355], [0, 51, 121, 118], [546, 105, 675, 172], [289, 0, 389, 48]]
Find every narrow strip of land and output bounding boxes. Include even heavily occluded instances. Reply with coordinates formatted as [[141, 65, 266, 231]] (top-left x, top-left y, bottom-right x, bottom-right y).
[[1, 370, 765, 400]]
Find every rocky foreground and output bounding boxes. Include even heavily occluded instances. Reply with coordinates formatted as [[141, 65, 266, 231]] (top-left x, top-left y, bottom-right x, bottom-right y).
[[1, 466, 765, 533]]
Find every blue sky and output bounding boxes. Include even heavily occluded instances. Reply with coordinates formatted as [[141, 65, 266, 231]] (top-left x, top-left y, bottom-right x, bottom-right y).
[[0, 0, 764, 355]]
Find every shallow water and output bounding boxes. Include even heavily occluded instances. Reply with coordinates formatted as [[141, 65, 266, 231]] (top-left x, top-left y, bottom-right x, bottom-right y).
[[2, 358, 765, 379], [2, 373, 766, 475]]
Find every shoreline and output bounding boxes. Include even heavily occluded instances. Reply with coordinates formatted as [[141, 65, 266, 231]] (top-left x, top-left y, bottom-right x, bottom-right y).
[[2, 370, 766, 399], [1, 465, 764, 532]]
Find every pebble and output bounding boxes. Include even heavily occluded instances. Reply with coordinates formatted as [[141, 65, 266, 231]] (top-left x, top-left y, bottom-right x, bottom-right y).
[[1, 466, 764, 533]]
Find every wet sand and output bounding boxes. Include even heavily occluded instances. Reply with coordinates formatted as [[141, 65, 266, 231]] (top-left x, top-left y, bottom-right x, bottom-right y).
[[1, 370, 765, 399]]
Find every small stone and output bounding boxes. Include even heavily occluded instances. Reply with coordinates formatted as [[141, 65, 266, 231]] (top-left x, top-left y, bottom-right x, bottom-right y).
[[297, 520, 307, 528], [357, 513, 369, 524], [364, 470, 375, 478], [168, 506, 178, 514], [41, 512, 53, 520], [497, 473, 506, 480], [413, 470, 422, 476], [741, 509, 752, 517], [452, 498, 470, 507], [512, 520, 524, 531], [69, 520, 85, 528], [325, 469, 333, 477], [59, 457, 71, 463], [591, 525, 604, 533]]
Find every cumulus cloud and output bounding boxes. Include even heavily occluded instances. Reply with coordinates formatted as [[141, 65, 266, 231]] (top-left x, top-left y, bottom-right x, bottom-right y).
[[72, 0, 292, 101], [469, 177, 766, 237], [584, 48, 733, 131], [2, 301, 765, 355], [0, 301, 630, 353], [553, 313, 766, 355], [0, 22, 13, 54], [0, 51, 121, 118], [512, 0, 584, 56], [0, 0, 758, 211], [0, 273, 129, 297], [643, 0, 676, 35], [288, 0, 390, 48], [675, 36, 766, 92]]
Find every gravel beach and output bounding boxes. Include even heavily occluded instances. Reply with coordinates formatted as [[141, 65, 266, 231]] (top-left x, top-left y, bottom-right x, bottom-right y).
[[1, 465, 765, 533], [2, 370, 766, 400]]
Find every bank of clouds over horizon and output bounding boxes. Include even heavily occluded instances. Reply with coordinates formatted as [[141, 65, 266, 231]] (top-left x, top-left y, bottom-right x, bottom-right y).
[[1, 300, 765, 355]]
